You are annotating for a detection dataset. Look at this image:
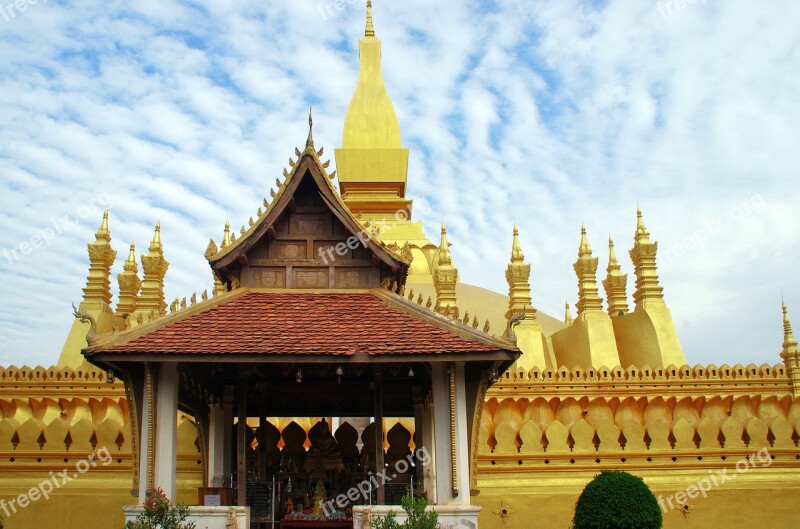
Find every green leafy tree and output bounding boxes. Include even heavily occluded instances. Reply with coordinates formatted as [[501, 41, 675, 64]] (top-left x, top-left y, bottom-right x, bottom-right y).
[[372, 494, 438, 529], [572, 470, 662, 529], [125, 488, 196, 529]]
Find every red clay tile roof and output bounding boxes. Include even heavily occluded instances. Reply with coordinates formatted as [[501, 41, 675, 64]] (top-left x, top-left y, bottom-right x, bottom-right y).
[[93, 292, 506, 356]]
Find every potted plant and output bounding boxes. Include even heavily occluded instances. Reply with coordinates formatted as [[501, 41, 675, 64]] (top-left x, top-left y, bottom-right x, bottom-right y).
[[125, 488, 196, 529]]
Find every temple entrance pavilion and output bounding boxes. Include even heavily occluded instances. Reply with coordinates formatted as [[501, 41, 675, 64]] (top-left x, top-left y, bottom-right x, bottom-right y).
[[81, 139, 518, 528]]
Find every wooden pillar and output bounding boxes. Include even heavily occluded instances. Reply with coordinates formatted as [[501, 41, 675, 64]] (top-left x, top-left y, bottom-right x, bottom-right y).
[[373, 368, 385, 505], [237, 376, 247, 506]]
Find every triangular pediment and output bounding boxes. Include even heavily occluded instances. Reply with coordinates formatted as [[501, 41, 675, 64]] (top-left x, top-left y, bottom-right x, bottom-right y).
[[206, 142, 409, 290]]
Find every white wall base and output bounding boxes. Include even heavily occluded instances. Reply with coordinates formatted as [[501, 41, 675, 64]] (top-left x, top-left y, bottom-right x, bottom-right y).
[[353, 504, 480, 529], [123, 505, 250, 529]]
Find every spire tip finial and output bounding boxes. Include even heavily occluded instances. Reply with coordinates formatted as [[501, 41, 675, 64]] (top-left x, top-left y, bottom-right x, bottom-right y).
[[365, 0, 375, 37], [306, 106, 314, 149]]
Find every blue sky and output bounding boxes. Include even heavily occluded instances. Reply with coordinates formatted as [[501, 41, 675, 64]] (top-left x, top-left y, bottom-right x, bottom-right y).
[[0, 0, 798, 368]]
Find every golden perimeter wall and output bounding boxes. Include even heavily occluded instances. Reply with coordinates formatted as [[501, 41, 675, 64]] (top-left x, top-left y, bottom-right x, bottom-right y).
[[2, 363, 800, 528]]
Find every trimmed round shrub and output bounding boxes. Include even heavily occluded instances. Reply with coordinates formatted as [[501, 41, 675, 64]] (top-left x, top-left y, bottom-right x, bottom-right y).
[[572, 470, 662, 529]]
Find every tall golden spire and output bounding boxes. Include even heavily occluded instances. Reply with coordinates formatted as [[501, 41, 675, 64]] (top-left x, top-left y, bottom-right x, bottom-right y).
[[433, 225, 459, 316], [306, 107, 315, 150], [336, 0, 411, 219], [603, 235, 629, 316], [781, 299, 800, 397], [564, 301, 573, 325], [81, 210, 117, 309], [573, 225, 604, 316], [365, 0, 375, 37], [137, 222, 169, 317], [117, 243, 142, 315], [629, 208, 665, 308], [506, 225, 536, 320], [783, 298, 798, 351]]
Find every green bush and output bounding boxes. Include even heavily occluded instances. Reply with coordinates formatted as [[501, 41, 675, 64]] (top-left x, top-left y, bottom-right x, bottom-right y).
[[125, 488, 196, 529], [572, 470, 662, 529], [372, 493, 439, 529]]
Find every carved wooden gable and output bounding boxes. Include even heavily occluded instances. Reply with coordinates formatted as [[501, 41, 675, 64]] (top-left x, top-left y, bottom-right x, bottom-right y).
[[210, 154, 407, 290]]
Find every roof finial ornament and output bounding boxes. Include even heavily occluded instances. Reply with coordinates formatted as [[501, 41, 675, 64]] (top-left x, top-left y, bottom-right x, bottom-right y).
[[783, 297, 798, 349], [306, 106, 314, 149], [365, 1, 375, 37]]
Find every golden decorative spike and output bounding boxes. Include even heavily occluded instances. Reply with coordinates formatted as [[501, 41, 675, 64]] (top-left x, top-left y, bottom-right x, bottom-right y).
[[204, 239, 218, 259], [247, 217, 253, 227], [564, 301, 574, 325], [263, 198, 269, 208], [426, 296, 432, 309], [117, 242, 141, 315], [329, 170, 337, 180], [399, 285, 405, 296], [629, 208, 665, 308], [483, 320, 491, 333], [463, 311, 469, 325], [289, 157, 296, 168], [170, 298, 179, 313], [408, 288, 414, 301], [295, 147, 302, 157], [270, 188, 277, 199], [283, 168, 290, 178], [417, 294, 423, 305], [276, 178, 282, 188], [306, 106, 315, 149], [257, 207, 263, 217], [190, 293, 197, 305], [365, 0, 375, 37], [179, 297, 186, 310], [240, 226, 246, 235], [231, 232, 237, 243], [573, 225, 604, 316], [603, 235, 630, 316], [444, 306, 451, 317], [434, 224, 459, 316], [322, 160, 331, 169], [136, 312, 144, 325], [472, 316, 479, 329], [202, 289, 208, 301], [222, 220, 232, 248], [317, 146, 324, 157], [452, 307, 460, 320]]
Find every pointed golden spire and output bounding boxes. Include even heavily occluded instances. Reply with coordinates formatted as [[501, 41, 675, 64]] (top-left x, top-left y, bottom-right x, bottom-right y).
[[222, 219, 232, 248], [511, 224, 525, 263], [433, 224, 458, 316], [117, 243, 142, 315], [564, 301, 573, 325], [438, 224, 453, 267], [629, 208, 665, 308], [573, 225, 604, 316], [782, 299, 800, 397], [506, 225, 536, 320], [137, 222, 169, 317], [306, 106, 315, 150], [82, 211, 117, 309], [783, 298, 798, 350], [365, 0, 375, 37], [96, 210, 110, 240], [603, 235, 629, 316]]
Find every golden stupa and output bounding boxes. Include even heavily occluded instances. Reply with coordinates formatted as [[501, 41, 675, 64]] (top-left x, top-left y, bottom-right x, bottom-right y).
[[1, 3, 798, 529]]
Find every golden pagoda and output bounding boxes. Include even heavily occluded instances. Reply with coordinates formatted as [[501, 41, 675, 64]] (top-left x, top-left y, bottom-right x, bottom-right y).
[[1, 3, 799, 529]]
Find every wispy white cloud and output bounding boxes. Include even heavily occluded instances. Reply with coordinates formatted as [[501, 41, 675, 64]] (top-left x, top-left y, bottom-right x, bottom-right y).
[[0, 0, 797, 368]]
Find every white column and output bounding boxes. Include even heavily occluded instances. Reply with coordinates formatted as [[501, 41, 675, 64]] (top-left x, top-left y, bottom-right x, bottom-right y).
[[153, 362, 179, 501], [207, 404, 225, 486], [430, 363, 451, 505], [453, 362, 471, 504]]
